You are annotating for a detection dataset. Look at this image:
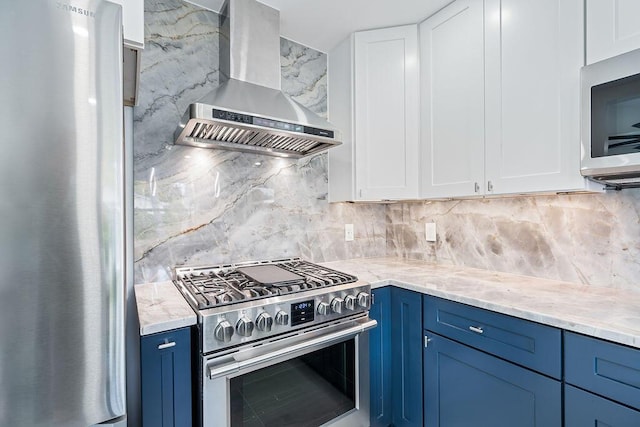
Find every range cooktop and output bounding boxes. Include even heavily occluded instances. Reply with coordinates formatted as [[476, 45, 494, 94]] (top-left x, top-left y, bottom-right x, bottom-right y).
[[173, 258, 359, 311]]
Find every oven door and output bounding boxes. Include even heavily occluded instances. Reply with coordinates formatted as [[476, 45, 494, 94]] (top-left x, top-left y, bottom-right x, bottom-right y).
[[203, 315, 376, 427]]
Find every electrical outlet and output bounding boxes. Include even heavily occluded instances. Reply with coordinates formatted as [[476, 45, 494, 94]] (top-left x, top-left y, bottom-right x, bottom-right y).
[[345, 224, 354, 241], [425, 222, 437, 242]]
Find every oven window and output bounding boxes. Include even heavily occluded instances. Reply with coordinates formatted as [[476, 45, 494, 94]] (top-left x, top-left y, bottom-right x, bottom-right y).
[[230, 339, 356, 427], [591, 72, 640, 157]]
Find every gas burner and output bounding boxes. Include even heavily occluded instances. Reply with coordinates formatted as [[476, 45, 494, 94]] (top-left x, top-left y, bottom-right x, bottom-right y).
[[173, 258, 358, 310], [177, 270, 278, 309]]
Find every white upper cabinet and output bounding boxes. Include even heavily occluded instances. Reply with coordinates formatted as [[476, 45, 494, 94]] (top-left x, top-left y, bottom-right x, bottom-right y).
[[586, 0, 640, 64], [420, 0, 596, 198], [419, 0, 485, 198], [484, 0, 588, 195], [109, 0, 144, 49], [328, 25, 420, 202]]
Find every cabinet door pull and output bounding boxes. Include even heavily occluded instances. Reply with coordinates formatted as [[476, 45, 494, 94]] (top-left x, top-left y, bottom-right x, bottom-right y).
[[487, 181, 493, 192], [424, 335, 432, 348], [158, 341, 176, 350], [469, 326, 484, 334], [474, 182, 480, 193]]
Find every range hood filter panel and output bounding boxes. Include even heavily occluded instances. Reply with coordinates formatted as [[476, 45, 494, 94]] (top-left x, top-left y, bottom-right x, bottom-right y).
[[176, 105, 339, 158]]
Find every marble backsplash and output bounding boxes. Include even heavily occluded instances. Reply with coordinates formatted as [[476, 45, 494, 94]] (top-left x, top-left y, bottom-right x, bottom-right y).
[[133, 0, 386, 283], [387, 191, 640, 290], [135, 0, 640, 291]]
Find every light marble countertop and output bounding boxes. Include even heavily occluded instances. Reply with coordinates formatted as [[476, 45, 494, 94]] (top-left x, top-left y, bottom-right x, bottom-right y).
[[134, 281, 196, 336], [134, 257, 640, 349], [322, 257, 640, 349]]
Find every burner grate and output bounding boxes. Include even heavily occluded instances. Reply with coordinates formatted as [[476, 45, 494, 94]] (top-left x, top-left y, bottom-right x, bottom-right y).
[[174, 258, 358, 310], [178, 270, 280, 309]]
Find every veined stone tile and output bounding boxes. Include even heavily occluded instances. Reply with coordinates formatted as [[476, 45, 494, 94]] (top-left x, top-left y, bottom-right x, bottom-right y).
[[133, 0, 386, 283]]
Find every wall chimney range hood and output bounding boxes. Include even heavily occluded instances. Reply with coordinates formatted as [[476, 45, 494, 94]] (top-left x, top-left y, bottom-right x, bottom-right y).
[[174, 0, 341, 158]]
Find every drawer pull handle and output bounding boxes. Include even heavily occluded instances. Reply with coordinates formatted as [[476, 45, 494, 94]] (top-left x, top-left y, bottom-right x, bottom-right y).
[[469, 326, 484, 334], [158, 341, 176, 350]]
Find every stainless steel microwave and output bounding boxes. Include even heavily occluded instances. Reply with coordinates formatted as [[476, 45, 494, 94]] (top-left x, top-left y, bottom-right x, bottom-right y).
[[581, 48, 640, 188]]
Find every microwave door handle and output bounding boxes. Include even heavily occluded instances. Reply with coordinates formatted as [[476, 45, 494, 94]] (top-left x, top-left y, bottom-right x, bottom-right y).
[[207, 319, 377, 380]]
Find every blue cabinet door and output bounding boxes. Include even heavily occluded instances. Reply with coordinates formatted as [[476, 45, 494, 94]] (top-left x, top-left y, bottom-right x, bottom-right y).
[[565, 384, 640, 426], [140, 327, 192, 427], [424, 332, 561, 427], [565, 332, 640, 411], [391, 287, 423, 427], [369, 287, 392, 427]]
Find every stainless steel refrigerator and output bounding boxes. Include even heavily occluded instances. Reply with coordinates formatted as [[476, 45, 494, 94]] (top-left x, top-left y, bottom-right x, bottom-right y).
[[0, 1, 127, 426]]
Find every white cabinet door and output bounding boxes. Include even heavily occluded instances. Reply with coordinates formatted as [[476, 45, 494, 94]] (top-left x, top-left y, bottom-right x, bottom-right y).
[[484, 0, 586, 195], [419, 0, 485, 198], [586, 0, 640, 64], [109, 0, 144, 49], [328, 37, 356, 203], [353, 25, 419, 200]]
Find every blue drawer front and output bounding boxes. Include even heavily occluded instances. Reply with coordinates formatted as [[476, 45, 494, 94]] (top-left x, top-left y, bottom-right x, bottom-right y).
[[424, 332, 561, 427], [565, 384, 640, 426], [565, 332, 640, 411], [423, 295, 561, 379]]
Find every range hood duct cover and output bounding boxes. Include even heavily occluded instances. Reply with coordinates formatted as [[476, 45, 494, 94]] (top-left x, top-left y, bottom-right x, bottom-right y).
[[174, 0, 341, 158]]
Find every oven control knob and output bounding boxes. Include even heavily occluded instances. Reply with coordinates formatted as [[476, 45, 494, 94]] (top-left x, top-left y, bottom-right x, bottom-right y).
[[256, 312, 273, 332], [236, 316, 254, 337], [214, 320, 234, 342], [344, 295, 357, 311], [330, 298, 344, 314], [357, 292, 371, 308], [275, 310, 289, 326], [317, 302, 330, 316]]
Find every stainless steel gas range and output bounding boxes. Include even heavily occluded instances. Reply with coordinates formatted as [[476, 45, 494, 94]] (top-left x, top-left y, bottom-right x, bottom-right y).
[[173, 258, 376, 427]]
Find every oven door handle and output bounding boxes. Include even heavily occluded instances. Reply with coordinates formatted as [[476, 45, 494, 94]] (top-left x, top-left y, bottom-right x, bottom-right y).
[[208, 318, 377, 380]]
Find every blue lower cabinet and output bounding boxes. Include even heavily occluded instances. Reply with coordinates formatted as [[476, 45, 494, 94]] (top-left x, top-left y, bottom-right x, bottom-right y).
[[565, 332, 640, 411], [140, 327, 193, 427], [390, 287, 423, 427], [565, 384, 640, 426], [370, 287, 392, 427], [369, 287, 422, 427], [423, 332, 561, 427], [423, 295, 561, 379]]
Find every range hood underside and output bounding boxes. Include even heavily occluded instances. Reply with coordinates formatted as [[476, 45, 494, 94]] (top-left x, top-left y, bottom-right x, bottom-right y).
[[586, 172, 640, 189], [176, 108, 337, 158], [174, 78, 341, 158]]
